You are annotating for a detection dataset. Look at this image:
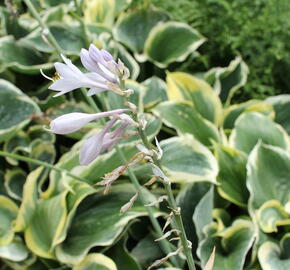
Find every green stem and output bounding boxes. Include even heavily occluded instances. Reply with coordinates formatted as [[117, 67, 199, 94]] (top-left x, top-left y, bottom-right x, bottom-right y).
[[138, 128, 196, 270], [115, 146, 181, 268], [24, 0, 62, 55], [0, 151, 87, 183]]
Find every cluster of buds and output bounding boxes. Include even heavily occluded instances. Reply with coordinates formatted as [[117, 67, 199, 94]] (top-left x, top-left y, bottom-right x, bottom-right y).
[[45, 44, 134, 165]]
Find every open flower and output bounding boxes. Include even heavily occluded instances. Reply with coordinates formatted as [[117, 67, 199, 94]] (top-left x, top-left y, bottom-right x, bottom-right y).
[[48, 55, 120, 97], [80, 117, 130, 165], [50, 108, 129, 134]]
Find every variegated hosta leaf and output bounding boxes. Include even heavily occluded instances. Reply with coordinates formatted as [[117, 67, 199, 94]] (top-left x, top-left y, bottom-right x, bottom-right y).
[[198, 219, 255, 270], [154, 101, 220, 146], [0, 36, 53, 73], [0, 79, 40, 142], [247, 143, 290, 231], [144, 22, 205, 68], [160, 135, 218, 183], [23, 179, 95, 259], [72, 253, 117, 270], [258, 241, 290, 270], [0, 195, 19, 245], [223, 100, 274, 129], [257, 200, 290, 233], [0, 236, 29, 262], [84, 0, 115, 26], [114, 7, 170, 59], [4, 169, 26, 201], [205, 56, 249, 103], [55, 184, 160, 265], [230, 112, 289, 154], [22, 23, 88, 55], [142, 76, 168, 109], [247, 143, 290, 209], [214, 144, 249, 207], [166, 72, 223, 125], [266, 94, 290, 135], [193, 187, 214, 242]]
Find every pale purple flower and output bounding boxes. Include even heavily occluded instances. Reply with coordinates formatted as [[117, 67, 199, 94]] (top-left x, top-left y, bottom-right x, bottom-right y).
[[80, 44, 130, 82], [48, 55, 115, 97], [80, 117, 130, 165], [50, 109, 129, 134]]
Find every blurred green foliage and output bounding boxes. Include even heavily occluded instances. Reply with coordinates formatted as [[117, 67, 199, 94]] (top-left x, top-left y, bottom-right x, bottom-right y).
[[148, 0, 290, 101]]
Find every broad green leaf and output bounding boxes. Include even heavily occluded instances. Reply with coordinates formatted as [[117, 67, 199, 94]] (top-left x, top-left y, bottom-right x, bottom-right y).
[[198, 219, 255, 270], [193, 187, 214, 241], [177, 182, 211, 256], [258, 241, 290, 270], [22, 23, 87, 55], [230, 112, 289, 154], [166, 72, 223, 124], [14, 167, 44, 232], [281, 233, 290, 259], [0, 36, 53, 73], [0, 237, 29, 262], [142, 76, 168, 109], [247, 143, 290, 210], [107, 236, 141, 270], [214, 144, 249, 207], [160, 135, 218, 183], [114, 7, 170, 56], [72, 253, 117, 270], [0, 195, 19, 245], [24, 191, 68, 259], [144, 22, 205, 68], [154, 101, 220, 146], [4, 169, 26, 201], [84, 0, 115, 26], [257, 200, 290, 233], [223, 100, 274, 129], [0, 79, 40, 142], [266, 95, 290, 134], [205, 56, 249, 103], [131, 234, 163, 269], [55, 184, 160, 264]]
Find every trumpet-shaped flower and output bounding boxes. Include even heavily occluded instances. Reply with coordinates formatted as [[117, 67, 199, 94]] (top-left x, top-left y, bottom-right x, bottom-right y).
[[48, 55, 117, 97], [50, 109, 129, 134], [80, 118, 130, 165]]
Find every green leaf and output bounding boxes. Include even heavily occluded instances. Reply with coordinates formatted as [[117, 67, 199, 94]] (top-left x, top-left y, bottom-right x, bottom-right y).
[[193, 187, 214, 242], [198, 219, 255, 270], [24, 191, 68, 259], [22, 23, 87, 55], [0, 236, 29, 262], [214, 144, 249, 207], [55, 184, 160, 264], [142, 76, 168, 109], [160, 135, 218, 183], [107, 236, 141, 270], [223, 100, 274, 129], [258, 241, 290, 270], [114, 7, 170, 57], [4, 169, 27, 201], [247, 143, 290, 210], [166, 72, 223, 124], [84, 0, 115, 26], [154, 101, 220, 146], [72, 253, 117, 270], [257, 200, 290, 233], [0, 195, 19, 245], [144, 22, 205, 68], [0, 79, 40, 142], [230, 112, 289, 154], [266, 94, 290, 135], [205, 56, 249, 103], [0, 36, 53, 73]]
